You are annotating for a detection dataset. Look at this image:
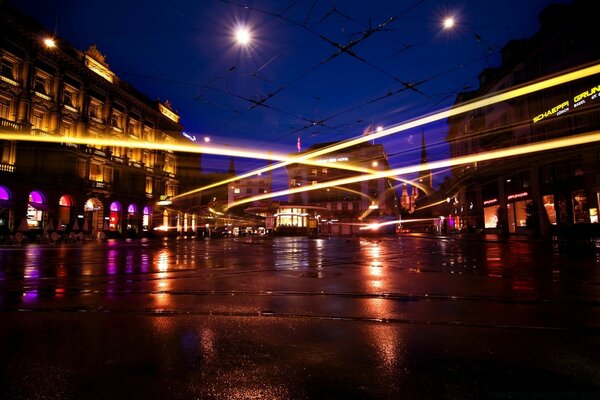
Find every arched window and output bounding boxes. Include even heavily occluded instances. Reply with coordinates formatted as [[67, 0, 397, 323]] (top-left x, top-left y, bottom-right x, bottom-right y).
[[109, 201, 122, 231]]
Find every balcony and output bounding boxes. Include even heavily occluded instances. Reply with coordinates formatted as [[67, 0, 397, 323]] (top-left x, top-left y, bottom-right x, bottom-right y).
[[0, 74, 18, 86], [63, 104, 79, 113], [0, 118, 20, 131], [0, 162, 15, 172], [33, 91, 52, 101]]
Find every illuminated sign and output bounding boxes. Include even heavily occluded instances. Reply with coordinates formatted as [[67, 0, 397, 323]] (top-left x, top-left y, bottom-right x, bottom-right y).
[[84, 55, 114, 83], [507, 192, 528, 201], [315, 157, 349, 163], [158, 103, 180, 123], [483, 198, 497, 206], [182, 132, 196, 142], [533, 83, 600, 123]]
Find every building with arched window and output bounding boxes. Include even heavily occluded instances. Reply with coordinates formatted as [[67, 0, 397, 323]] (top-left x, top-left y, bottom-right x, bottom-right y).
[[0, 2, 202, 240]]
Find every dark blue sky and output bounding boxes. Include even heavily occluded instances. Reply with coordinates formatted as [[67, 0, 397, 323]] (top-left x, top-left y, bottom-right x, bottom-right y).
[[16, 0, 567, 181]]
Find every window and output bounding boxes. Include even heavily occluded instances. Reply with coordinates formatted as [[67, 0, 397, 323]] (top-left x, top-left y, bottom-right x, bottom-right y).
[[63, 85, 78, 108], [111, 111, 122, 128], [34, 74, 49, 95], [61, 121, 71, 136], [1, 57, 15, 80], [88, 99, 103, 120], [0, 97, 10, 119], [77, 159, 87, 178], [246, 188, 253, 194], [31, 109, 46, 130], [103, 165, 112, 183], [234, 188, 240, 194], [128, 119, 139, 137], [90, 163, 102, 181], [145, 177, 153, 194]]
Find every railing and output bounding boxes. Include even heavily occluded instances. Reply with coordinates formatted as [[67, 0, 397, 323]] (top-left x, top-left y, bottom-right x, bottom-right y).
[[63, 104, 79, 113], [0, 118, 20, 131], [0, 162, 15, 172], [31, 128, 51, 136], [33, 91, 52, 101], [0, 74, 19, 86]]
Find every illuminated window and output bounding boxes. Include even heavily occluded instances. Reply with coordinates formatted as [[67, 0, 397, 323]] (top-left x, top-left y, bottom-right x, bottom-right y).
[[142, 206, 151, 230], [484, 205, 500, 228], [61, 121, 71, 136], [90, 163, 102, 181], [111, 111, 122, 129], [0, 96, 11, 119], [63, 85, 79, 108], [145, 177, 153, 194], [543, 195, 556, 225], [34, 73, 50, 95], [88, 99, 103, 121], [234, 188, 240, 194]]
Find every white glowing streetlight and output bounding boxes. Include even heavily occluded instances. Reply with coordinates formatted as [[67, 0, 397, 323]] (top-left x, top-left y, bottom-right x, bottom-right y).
[[235, 27, 252, 46], [204, 136, 211, 143], [443, 17, 455, 30]]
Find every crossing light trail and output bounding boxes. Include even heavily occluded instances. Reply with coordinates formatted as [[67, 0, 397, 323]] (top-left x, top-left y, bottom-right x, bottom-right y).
[[1, 62, 599, 204], [227, 130, 600, 209]]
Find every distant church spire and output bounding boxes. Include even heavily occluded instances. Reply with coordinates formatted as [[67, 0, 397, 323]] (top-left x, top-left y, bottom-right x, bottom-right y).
[[418, 129, 432, 192], [227, 156, 235, 175]]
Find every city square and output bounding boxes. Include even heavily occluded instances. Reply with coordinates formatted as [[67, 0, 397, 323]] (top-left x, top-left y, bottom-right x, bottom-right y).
[[1, 235, 600, 398], [1, 0, 600, 398]]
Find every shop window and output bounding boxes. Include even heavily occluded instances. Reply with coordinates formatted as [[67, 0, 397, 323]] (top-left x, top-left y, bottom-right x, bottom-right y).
[[543, 195, 557, 225], [572, 190, 589, 223], [483, 205, 500, 229]]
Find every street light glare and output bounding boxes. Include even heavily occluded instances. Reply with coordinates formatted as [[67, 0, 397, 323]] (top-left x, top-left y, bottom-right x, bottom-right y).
[[43, 37, 56, 48], [235, 27, 251, 45], [443, 17, 455, 30]]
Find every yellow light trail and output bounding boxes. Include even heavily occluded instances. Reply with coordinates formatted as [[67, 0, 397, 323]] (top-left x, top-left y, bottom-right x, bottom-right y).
[[228, 130, 600, 209], [0, 131, 408, 198], [2, 63, 599, 204], [179, 62, 600, 201]]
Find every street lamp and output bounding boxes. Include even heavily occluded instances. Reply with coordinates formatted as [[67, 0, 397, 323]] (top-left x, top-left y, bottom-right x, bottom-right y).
[[43, 37, 56, 48], [235, 27, 252, 46], [443, 17, 455, 30]]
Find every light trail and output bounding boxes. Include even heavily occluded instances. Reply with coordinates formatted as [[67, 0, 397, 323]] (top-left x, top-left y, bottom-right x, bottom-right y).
[[227, 130, 600, 209], [180, 62, 600, 201], [2, 63, 599, 205]]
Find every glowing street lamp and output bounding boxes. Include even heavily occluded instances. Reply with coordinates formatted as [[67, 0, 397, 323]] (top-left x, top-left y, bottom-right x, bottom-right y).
[[443, 17, 455, 30], [43, 37, 56, 48], [235, 27, 252, 46]]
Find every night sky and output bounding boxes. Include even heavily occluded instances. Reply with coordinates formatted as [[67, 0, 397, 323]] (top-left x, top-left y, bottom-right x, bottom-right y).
[[14, 0, 567, 181]]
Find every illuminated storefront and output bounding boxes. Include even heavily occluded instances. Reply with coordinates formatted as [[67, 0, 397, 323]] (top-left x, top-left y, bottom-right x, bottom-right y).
[[27, 190, 46, 229], [109, 201, 122, 232]]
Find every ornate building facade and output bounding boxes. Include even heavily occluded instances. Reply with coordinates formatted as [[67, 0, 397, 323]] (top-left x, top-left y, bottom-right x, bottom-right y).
[[0, 2, 197, 240]]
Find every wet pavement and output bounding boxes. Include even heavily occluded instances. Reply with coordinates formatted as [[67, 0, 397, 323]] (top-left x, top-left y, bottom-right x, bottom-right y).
[[1, 235, 600, 399]]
